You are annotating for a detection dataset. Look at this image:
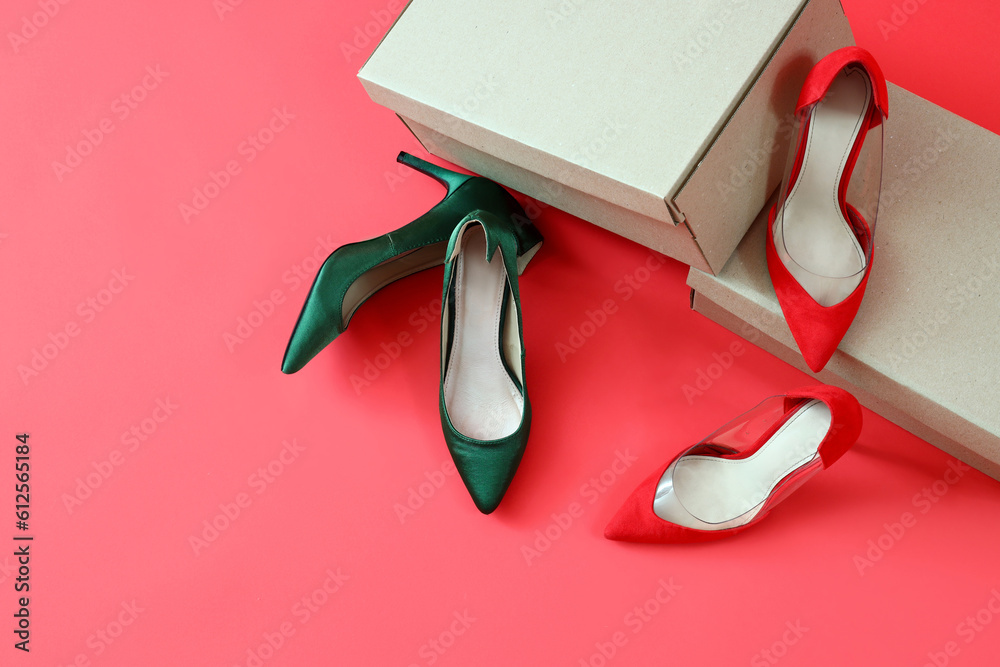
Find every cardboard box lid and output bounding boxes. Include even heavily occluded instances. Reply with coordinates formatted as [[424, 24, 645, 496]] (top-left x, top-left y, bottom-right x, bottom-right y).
[[359, 0, 809, 228], [688, 83, 1000, 463]]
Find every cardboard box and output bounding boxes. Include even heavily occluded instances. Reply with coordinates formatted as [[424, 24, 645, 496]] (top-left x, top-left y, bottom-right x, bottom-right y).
[[688, 83, 1000, 480], [359, 0, 854, 273]]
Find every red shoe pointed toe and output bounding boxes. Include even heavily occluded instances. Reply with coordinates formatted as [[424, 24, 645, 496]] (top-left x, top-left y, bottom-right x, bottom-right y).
[[604, 467, 730, 544], [766, 205, 873, 373], [605, 385, 863, 544]]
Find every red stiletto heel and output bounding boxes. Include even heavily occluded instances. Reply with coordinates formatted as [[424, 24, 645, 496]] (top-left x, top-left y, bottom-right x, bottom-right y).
[[766, 47, 889, 372]]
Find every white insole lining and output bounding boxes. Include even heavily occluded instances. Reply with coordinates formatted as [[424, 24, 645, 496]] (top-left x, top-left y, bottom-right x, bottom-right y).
[[774, 68, 873, 307], [654, 400, 830, 530], [443, 229, 523, 441]]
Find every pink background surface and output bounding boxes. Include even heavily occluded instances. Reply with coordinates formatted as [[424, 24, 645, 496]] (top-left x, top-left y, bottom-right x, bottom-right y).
[[4, 0, 1000, 665]]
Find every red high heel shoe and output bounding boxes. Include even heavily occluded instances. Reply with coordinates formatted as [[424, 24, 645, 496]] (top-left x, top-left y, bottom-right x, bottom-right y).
[[604, 385, 862, 544], [767, 47, 889, 372]]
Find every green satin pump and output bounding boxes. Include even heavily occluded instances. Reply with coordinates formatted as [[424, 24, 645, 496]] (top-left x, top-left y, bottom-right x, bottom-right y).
[[439, 210, 533, 514], [281, 152, 544, 374]]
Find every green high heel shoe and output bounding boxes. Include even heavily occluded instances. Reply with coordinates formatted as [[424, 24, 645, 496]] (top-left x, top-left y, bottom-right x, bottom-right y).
[[281, 152, 544, 374], [439, 210, 533, 514]]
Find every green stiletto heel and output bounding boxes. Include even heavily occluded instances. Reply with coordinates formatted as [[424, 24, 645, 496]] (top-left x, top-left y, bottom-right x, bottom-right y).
[[281, 152, 544, 374]]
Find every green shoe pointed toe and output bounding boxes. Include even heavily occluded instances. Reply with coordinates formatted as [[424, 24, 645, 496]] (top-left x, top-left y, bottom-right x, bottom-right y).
[[281, 152, 544, 374], [439, 211, 533, 514]]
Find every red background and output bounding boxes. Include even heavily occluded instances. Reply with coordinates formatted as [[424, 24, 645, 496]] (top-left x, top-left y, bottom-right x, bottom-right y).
[[3, 0, 1000, 665]]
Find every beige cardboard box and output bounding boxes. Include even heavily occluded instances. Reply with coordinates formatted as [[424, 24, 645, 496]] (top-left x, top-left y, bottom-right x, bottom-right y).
[[688, 83, 1000, 480], [359, 0, 854, 274]]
